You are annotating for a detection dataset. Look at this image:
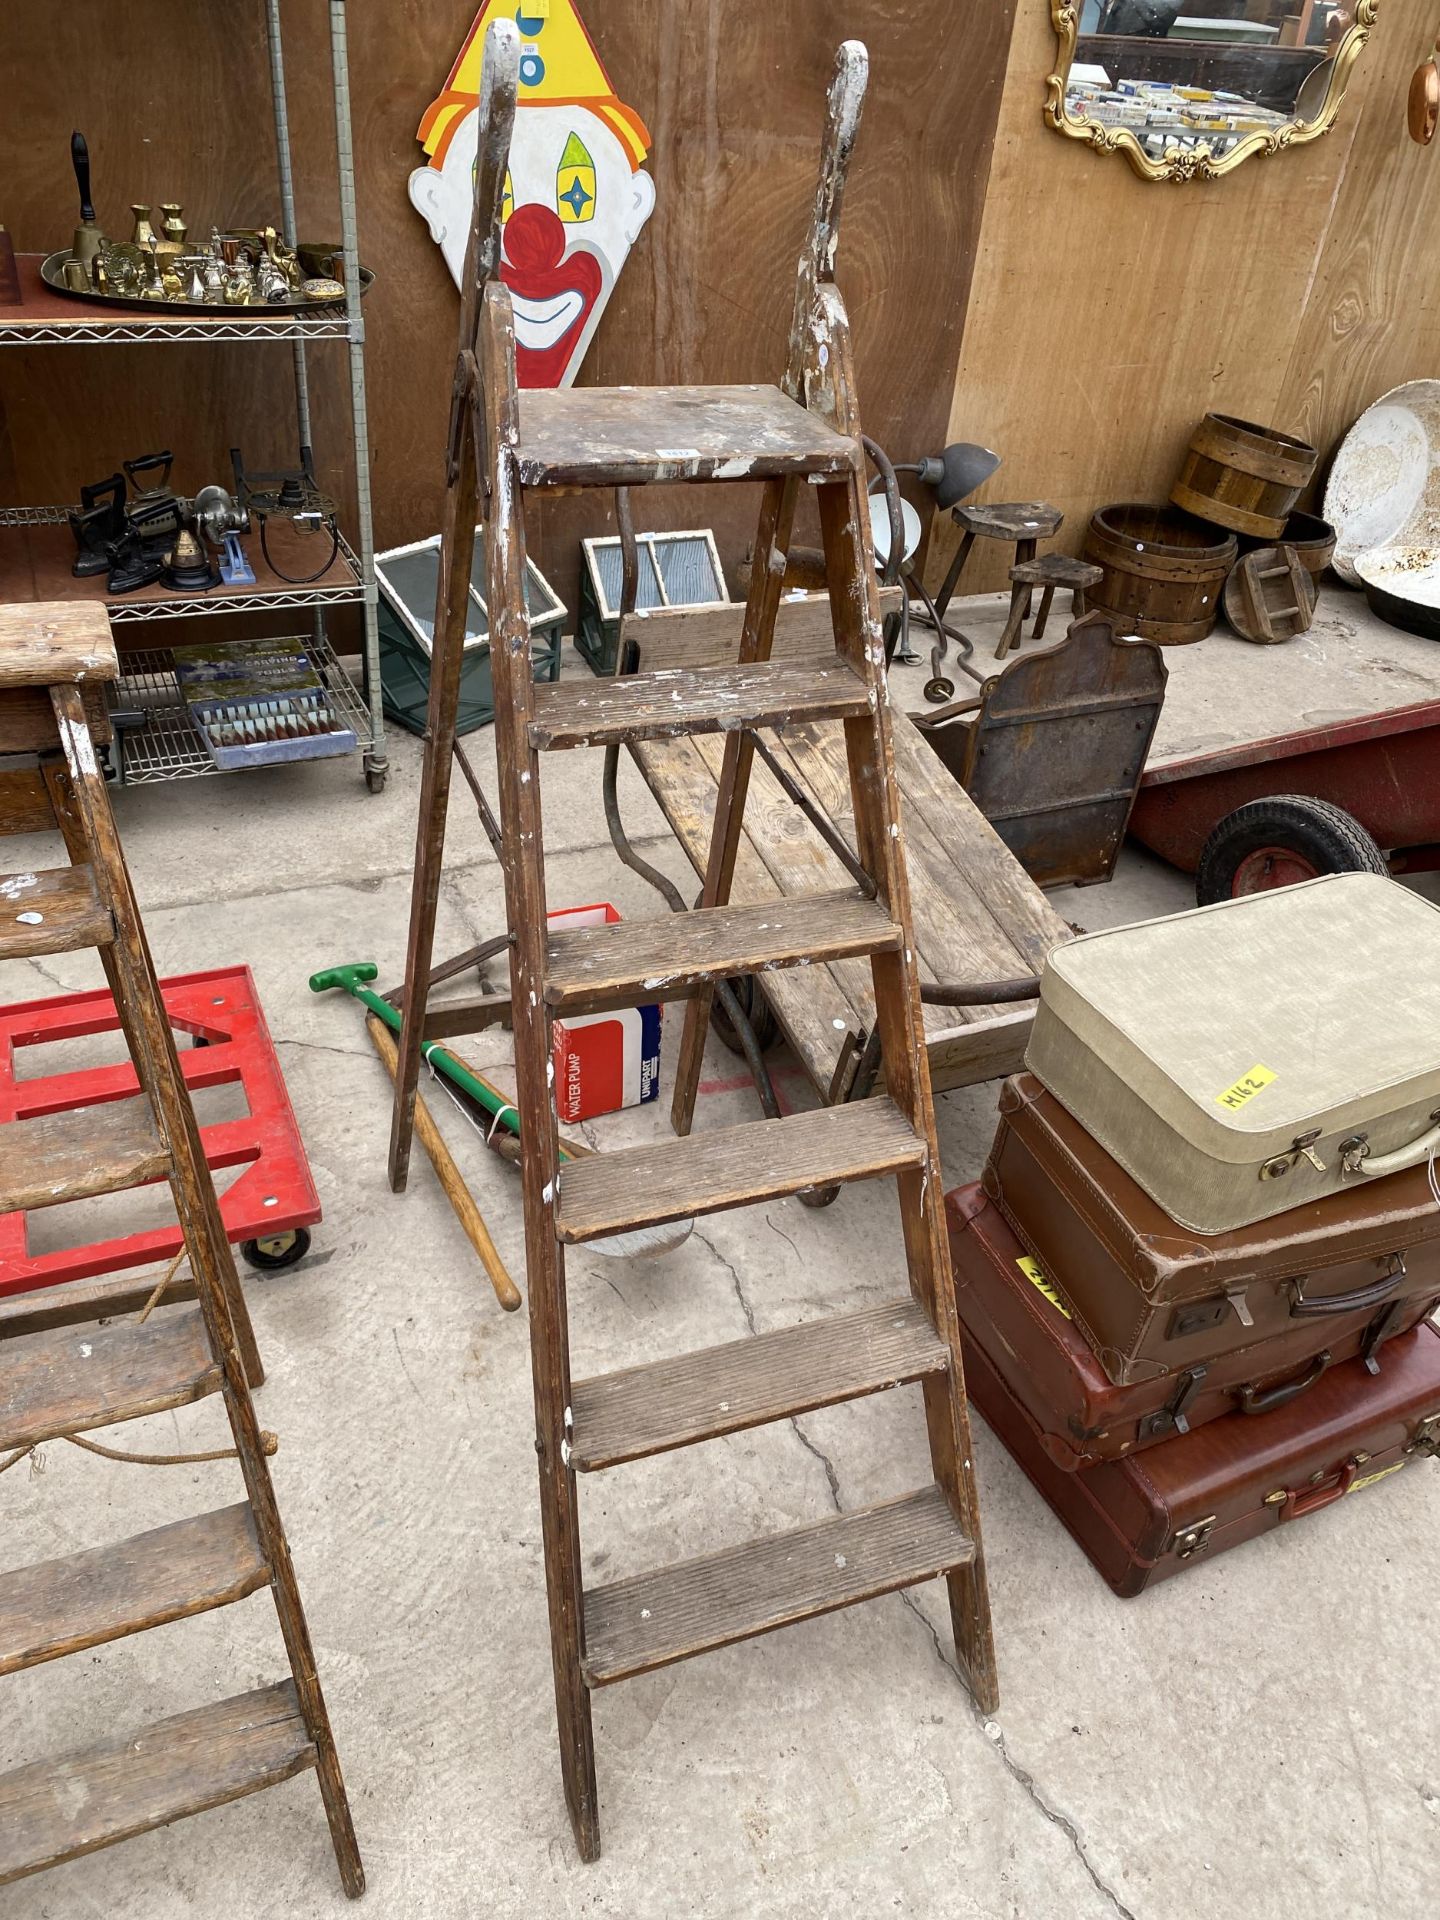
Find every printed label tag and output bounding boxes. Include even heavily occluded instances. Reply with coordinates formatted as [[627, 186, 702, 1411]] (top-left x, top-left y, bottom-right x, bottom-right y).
[[1348, 1461, 1406, 1496], [1216, 1063, 1277, 1112], [1017, 1254, 1071, 1320]]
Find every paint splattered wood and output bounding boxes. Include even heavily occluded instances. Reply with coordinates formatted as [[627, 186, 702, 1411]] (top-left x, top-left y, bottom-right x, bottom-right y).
[[0, 1311, 220, 1453], [0, 1097, 168, 1215], [0, 864, 111, 960], [516, 384, 860, 489], [0, 604, 116, 686], [527, 656, 870, 750]]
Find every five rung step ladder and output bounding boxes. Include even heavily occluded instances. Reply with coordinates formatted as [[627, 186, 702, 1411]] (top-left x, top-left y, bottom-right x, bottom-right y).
[[387, 26, 999, 1861]]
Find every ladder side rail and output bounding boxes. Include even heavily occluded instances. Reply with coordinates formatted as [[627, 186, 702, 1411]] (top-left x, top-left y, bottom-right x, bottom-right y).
[[809, 294, 1000, 1711], [388, 20, 521, 1189], [476, 279, 600, 1861], [46, 685, 366, 1894]]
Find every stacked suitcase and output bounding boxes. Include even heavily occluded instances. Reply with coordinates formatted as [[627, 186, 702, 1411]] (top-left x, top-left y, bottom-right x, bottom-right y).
[[948, 874, 1440, 1594]]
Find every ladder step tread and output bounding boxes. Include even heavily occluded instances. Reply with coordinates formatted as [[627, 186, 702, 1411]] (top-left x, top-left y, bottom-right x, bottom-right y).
[[570, 1298, 948, 1470], [0, 1097, 169, 1216], [555, 1096, 924, 1244], [0, 1505, 267, 1678], [0, 1310, 221, 1453], [0, 1679, 314, 1888], [516, 383, 860, 490], [0, 867, 110, 961], [545, 888, 898, 1016], [528, 657, 871, 752], [582, 1485, 973, 1685]]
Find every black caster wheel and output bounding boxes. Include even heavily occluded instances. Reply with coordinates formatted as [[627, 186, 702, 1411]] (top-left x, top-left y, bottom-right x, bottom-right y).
[[241, 1227, 312, 1272], [365, 765, 388, 795], [710, 974, 780, 1054], [923, 676, 956, 705], [1195, 796, 1387, 906]]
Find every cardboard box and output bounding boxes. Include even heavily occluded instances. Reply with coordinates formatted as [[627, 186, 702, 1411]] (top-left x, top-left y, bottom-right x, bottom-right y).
[[548, 904, 662, 1122]]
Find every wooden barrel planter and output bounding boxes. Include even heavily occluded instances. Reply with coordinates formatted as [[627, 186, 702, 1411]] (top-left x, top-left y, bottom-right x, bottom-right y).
[[1170, 413, 1319, 539], [1238, 509, 1337, 580], [1083, 504, 1237, 645]]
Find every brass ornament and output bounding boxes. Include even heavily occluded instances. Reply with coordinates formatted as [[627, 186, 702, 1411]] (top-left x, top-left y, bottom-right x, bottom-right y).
[[1045, 0, 1380, 183]]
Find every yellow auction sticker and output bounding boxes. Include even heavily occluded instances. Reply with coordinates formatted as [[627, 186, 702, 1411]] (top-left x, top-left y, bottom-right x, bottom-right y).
[[1216, 1063, 1277, 1112], [1348, 1462, 1406, 1496], [1017, 1255, 1071, 1320]]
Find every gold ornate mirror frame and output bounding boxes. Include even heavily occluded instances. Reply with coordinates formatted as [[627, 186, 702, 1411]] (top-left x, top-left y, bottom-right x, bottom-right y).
[[1045, 1, 1378, 181]]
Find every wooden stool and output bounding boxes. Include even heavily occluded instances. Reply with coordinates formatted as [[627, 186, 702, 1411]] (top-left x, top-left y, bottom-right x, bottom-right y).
[[923, 500, 1065, 703], [995, 551, 1103, 660]]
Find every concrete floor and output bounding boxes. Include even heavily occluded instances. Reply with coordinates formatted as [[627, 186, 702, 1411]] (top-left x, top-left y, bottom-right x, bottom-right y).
[[3, 613, 1439, 1920]]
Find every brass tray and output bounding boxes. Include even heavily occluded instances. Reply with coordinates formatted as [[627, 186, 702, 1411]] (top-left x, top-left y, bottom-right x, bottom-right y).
[[39, 248, 374, 317]]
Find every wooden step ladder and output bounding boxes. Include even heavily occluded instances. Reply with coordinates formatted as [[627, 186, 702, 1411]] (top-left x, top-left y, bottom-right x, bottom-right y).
[[0, 605, 362, 1897], [388, 26, 998, 1860]]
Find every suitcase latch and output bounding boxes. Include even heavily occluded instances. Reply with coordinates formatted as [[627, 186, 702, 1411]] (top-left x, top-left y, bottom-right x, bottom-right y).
[[1172, 1515, 1217, 1559], [1410, 1414, 1440, 1459], [1140, 1365, 1209, 1441], [1260, 1130, 1326, 1182]]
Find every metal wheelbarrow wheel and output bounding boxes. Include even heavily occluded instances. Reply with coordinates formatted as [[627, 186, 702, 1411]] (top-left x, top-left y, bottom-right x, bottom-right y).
[[1195, 794, 1388, 905]]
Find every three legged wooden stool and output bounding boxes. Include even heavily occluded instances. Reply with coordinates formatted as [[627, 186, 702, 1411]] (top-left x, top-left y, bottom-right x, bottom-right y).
[[924, 500, 1065, 700], [995, 551, 1103, 660]]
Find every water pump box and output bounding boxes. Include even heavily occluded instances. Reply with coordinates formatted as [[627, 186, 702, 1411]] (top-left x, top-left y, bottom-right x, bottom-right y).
[[548, 903, 662, 1123]]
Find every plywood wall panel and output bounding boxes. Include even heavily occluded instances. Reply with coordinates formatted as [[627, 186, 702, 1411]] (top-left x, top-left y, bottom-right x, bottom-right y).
[[940, 0, 1440, 592]]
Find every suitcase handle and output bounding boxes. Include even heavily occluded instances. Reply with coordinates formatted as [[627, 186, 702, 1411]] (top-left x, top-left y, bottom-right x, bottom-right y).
[[1276, 1458, 1359, 1519], [1288, 1262, 1404, 1318], [1236, 1349, 1330, 1415], [1341, 1117, 1440, 1179]]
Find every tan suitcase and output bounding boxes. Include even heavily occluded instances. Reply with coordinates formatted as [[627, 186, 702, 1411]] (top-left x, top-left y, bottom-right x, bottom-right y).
[[1025, 873, 1440, 1234]]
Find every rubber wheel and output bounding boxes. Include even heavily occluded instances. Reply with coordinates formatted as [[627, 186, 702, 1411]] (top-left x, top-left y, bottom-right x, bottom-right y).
[[923, 675, 956, 706], [1195, 796, 1388, 906], [710, 975, 780, 1054], [241, 1227, 312, 1271], [366, 765, 388, 795]]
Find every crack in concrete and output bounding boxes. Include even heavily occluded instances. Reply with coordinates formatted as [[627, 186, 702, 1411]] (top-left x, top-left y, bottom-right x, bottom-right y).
[[896, 1589, 1138, 1920], [275, 1036, 373, 1062]]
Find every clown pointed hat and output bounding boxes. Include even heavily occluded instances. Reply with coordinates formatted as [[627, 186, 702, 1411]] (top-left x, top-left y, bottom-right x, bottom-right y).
[[418, 1, 652, 172]]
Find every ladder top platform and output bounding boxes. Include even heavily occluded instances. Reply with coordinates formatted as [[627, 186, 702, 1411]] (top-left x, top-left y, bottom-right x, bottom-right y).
[[0, 605, 117, 688], [515, 384, 861, 490]]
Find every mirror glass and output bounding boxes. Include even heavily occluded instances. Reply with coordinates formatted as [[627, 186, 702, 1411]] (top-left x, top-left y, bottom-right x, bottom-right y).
[[1049, 2, 1376, 179]]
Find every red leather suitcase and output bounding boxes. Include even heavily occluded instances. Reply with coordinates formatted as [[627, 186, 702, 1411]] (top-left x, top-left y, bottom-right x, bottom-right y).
[[983, 1074, 1440, 1386], [947, 1183, 1440, 1467], [963, 1305, 1440, 1596]]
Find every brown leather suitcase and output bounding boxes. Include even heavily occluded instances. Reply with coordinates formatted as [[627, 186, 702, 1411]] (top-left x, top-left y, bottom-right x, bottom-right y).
[[983, 1074, 1440, 1387], [947, 1182, 1440, 1467], [963, 1309, 1440, 1596]]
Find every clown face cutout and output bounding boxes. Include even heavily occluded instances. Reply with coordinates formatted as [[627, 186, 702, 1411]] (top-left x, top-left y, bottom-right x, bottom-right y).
[[411, 2, 655, 389]]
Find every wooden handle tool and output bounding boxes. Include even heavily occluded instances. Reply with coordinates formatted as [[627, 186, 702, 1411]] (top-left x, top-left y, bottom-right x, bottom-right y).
[[365, 1012, 521, 1311]]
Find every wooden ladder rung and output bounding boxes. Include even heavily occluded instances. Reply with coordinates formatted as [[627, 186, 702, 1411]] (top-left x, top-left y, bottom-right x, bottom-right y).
[[527, 658, 872, 751], [0, 1505, 267, 1678], [0, 1680, 315, 1888], [545, 888, 899, 1016], [582, 1485, 974, 1686], [515, 383, 860, 491], [0, 1311, 221, 1453], [0, 867, 111, 961], [555, 1097, 925, 1245], [570, 1298, 948, 1471], [0, 1098, 169, 1216]]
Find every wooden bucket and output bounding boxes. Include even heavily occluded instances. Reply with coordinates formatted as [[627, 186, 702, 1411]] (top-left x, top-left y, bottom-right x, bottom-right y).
[[1170, 413, 1319, 539], [1083, 504, 1236, 646], [1237, 509, 1337, 579]]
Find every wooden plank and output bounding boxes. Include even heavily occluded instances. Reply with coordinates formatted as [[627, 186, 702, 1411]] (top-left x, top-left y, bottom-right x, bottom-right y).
[[0, 682, 112, 751], [0, 1310, 220, 1452], [926, 1007, 1034, 1093], [629, 734, 864, 1087], [582, 1485, 973, 1686], [516, 384, 859, 490], [544, 887, 900, 1016], [0, 1505, 267, 1677], [528, 657, 870, 751], [0, 769, 55, 836], [626, 585, 904, 673], [0, 1097, 168, 1215], [555, 1096, 922, 1244], [570, 1298, 947, 1471], [0, 604, 116, 686], [0, 865, 111, 961], [0, 1680, 314, 1888], [0, 1269, 201, 1339]]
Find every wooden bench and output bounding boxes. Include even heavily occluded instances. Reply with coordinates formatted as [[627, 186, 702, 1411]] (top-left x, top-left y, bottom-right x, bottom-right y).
[[621, 593, 1070, 1096]]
